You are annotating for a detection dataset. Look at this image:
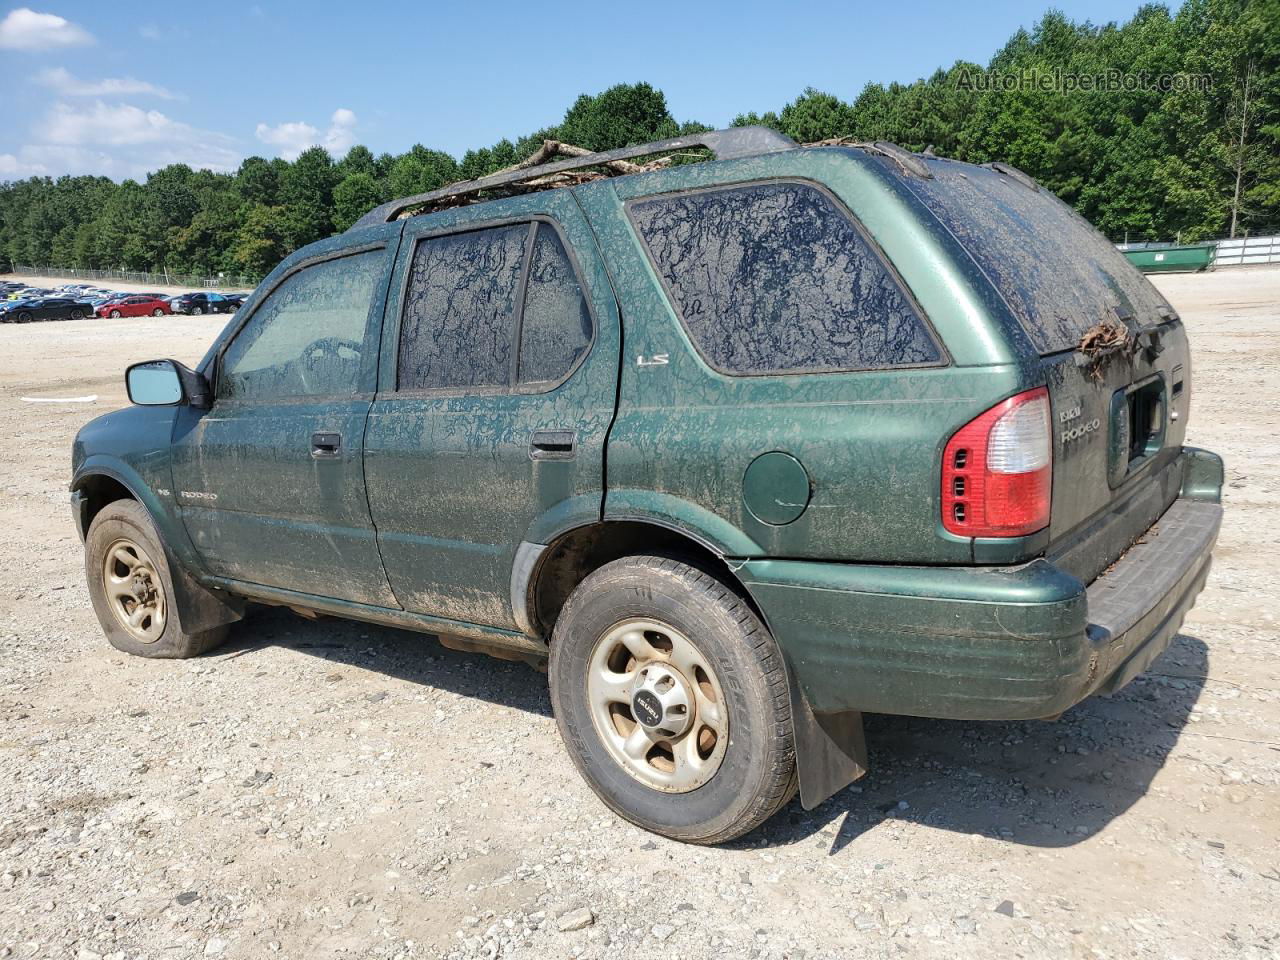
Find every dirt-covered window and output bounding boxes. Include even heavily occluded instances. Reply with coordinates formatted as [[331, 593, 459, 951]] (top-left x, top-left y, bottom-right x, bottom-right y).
[[629, 182, 940, 375], [518, 224, 592, 386], [398, 225, 526, 391], [898, 159, 1170, 355], [219, 249, 385, 400]]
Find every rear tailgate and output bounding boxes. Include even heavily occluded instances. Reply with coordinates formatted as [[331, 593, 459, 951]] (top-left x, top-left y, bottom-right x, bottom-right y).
[[899, 159, 1190, 581]]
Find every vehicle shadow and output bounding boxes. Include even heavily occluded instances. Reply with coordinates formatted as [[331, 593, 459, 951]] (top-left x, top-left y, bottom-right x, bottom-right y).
[[213, 604, 554, 718], [748, 632, 1210, 854], [216, 608, 1207, 855]]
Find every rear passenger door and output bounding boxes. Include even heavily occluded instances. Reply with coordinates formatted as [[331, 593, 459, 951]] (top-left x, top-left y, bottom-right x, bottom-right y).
[[364, 191, 620, 631]]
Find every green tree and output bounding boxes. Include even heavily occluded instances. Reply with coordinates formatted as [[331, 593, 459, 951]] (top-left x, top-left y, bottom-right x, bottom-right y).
[[556, 82, 680, 150], [386, 145, 459, 198], [230, 203, 290, 276], [280, 146, 338, 248], [332, 172, 384, 230]]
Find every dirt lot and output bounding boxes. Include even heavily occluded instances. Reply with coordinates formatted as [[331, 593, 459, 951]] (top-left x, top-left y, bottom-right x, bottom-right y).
[[1, 268, 1277, 960]]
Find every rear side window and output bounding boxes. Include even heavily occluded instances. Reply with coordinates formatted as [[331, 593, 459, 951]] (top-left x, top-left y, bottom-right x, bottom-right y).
[[398, 225, 526, 391], [518, 224, 591, 386], [398, 221, 593, 392], [629, 182, 940, 375], [900, 160, 1169, 355]]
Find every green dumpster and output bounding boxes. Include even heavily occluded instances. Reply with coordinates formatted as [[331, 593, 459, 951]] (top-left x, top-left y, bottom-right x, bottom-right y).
[[1122, 243, 1216, 274]]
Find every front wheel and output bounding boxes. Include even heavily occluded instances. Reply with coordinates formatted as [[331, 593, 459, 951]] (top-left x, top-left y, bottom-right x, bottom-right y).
[[151, 308, 163, 317], [549, 556, 796, 844], [109, 309, 121, 318], [191, 306, 204, 315], [85, 499, 227, 658]]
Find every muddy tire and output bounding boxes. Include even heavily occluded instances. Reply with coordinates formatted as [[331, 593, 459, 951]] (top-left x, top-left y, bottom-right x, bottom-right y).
[[85, 499, 227, 658], [549, 555, 796, 844]]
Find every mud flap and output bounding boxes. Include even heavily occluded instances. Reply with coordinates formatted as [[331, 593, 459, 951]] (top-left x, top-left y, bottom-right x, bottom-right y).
[[166, 545, 245, 636], [787, 663, 868, 809]]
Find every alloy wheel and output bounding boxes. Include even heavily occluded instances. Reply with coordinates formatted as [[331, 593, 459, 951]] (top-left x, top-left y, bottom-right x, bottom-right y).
[[585, 617, 728, 792], [101, 537, 166, 643]]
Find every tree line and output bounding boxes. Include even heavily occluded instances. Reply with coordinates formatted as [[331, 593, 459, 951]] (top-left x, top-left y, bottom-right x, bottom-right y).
[[1, 0, 1275, 281]]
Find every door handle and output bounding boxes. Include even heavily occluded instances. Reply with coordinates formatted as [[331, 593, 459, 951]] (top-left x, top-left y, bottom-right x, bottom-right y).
[[311, 432, 342, 459], [529, 429, 576, 461]]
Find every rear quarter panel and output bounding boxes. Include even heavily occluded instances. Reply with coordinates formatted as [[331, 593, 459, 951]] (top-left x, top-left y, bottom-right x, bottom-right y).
[[577, 149, 1035, 562]]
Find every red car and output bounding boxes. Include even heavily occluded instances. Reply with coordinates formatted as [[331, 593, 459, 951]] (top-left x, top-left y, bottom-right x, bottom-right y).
[[96, 296, 172, 318]]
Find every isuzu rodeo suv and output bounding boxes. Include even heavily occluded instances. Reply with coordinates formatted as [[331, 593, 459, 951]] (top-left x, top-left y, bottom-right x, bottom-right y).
[[71, 128, 1223, 844]]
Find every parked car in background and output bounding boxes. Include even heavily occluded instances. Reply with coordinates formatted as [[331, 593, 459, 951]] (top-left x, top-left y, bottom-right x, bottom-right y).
[[8, 287, 54, 300], [170, 292, 237, 315], [0, 298, 40, 320], [97, 295, 172, 318], [1, 296, 94, 322]]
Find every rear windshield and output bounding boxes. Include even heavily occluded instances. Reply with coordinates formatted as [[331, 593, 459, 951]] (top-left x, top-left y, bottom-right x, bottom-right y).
[[899, 158, 1168, 355]]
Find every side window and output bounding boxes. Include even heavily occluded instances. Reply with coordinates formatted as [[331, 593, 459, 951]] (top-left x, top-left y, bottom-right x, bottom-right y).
[[397, 224, 526, 391], [218, 249, 385, 401], [518, 224, 592, 386], [629, 182, 941, 375]]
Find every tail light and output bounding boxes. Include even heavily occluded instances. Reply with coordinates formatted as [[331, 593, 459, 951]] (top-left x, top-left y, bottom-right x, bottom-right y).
[[942, 387, 1052, 538]]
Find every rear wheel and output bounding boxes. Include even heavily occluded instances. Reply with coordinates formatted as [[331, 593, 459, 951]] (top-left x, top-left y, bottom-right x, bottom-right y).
[[151, 308, 163, 317], [70, 309, 85, 320], [85, 499, 227, 658], [549, 556, 796, 844]]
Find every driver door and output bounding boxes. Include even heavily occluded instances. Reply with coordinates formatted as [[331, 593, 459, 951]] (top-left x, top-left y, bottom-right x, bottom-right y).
[[171, 230, 400, 606]]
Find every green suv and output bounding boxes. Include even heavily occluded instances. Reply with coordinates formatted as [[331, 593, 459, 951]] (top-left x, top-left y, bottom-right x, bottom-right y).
[[71, 128, 1223, 844]]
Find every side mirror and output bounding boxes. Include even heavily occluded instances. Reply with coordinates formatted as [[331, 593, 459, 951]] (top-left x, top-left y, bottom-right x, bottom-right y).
[[125, 359, 211, 408]]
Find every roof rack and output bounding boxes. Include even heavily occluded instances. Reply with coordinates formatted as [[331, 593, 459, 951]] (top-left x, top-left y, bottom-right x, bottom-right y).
[[351, 126, 797, 229]]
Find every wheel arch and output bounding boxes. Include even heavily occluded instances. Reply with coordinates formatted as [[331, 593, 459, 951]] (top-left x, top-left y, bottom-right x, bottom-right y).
[[72, 463, 244, 636], [71, 469, 137, 541], [521, 519, 764, 643]]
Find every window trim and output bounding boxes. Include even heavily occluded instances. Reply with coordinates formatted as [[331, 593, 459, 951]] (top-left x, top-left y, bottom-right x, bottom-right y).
[[213, 242, 388, 403], [624, 177, 949, 379], [390, 214, 597, 398]]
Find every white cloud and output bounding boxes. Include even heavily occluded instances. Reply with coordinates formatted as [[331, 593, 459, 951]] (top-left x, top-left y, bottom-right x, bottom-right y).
[[36, 66, 178, 100], [0, 7, 94, 49], [324, 108, 357, 154], [23, 102, 241, 178], [256, 108, 359, 160], [0, 152, 48, 178], [254, 120, 318, 160], [42, 101, 193, 146]]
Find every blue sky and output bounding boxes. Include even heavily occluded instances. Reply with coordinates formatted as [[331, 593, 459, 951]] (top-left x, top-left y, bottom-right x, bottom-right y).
[[0, 0, 1166, 181]]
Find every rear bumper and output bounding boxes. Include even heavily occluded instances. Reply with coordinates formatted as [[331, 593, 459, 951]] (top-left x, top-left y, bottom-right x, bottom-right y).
[[741, 447, 1223, 721]]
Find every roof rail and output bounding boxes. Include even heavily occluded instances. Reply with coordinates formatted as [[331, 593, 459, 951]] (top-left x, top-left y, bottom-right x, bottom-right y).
[[351, 126, 797, 229]]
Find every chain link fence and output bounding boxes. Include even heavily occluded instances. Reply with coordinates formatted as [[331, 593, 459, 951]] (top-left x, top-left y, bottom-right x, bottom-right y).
[[7, 265, 259, 291]]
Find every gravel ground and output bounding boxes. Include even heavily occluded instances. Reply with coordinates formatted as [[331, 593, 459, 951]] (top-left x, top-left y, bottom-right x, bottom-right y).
[[0, 268, 1277, 960]]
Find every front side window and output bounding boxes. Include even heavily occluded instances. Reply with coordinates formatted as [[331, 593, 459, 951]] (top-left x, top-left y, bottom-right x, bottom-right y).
[[629, 182, 940, 375], [219, 249, 384, 400]]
